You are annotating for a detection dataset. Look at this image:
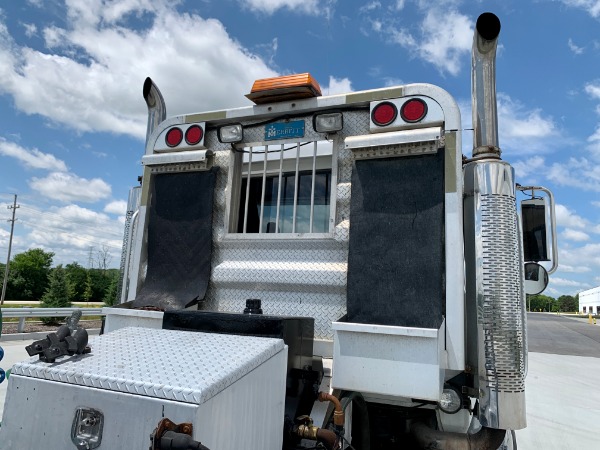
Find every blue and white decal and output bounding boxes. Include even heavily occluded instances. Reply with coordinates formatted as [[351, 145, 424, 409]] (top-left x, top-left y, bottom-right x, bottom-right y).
[[265, 120, 305, 141]]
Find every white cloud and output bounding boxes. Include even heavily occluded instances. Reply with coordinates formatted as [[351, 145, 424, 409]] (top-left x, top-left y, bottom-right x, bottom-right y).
[[0, 3, 278, 140], [557, 264, 592, 273], [548, 158, 600, 191], [63, 0, 171, 27], [360, 2, 381, 13], [584, 81, 600, 99], [562, 228, 590, 242], [560, 0, 600, 18], [21, 23, 37, 38], [10, 202, 124, 267], [512, 156, 546, 179], [389, 9, 472, 76], [240, 0, 321, 15], [461, 93, 558, 157], [29, 172, 112, 203], [324, 76, 352, 95], [504, 107, 600, 188], [586, 123, 600, 160], [568, 38, 584, 54], [0, 138, 68, 171], [592, 201, 600, 207], [550, 276, 590, 287], [555, 203, 589, 229], [42, 26, 67, 48], [104, 200, 127, 215], [393, 0, 405, 10], [382, 77, 404, 87], [497, 94, 557, 153], [54, 204, 111, 223], [555, 242, 600, 275]]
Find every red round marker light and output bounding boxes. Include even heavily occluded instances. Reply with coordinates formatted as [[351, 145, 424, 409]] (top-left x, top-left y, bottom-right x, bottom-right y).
[[371, 102, 398, 126], [400, 98, 427, 123], [185, 125, 204, 145], [165, 127, 183, 147]]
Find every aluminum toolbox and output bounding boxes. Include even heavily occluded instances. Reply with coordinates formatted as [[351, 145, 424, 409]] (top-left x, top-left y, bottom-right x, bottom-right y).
[[0, 327, 287, 450]]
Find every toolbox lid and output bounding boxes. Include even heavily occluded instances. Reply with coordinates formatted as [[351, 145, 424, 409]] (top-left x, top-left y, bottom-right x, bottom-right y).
[[11, 327, 285, 405]]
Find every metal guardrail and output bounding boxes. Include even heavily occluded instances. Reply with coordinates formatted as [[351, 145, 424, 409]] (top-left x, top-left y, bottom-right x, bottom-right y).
[[1, 308, 105, 333]]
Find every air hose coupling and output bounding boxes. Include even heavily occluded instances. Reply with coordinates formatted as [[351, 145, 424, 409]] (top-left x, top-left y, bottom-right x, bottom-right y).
[[293, 416, 339, 450]]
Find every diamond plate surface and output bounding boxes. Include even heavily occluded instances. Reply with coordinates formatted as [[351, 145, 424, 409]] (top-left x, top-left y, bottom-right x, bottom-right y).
[[481, 194, 525, 393], [207, 288, 346, 340], [205, 238, 348, 340], [201, 110, 424, 341], [200, 114, 367, 342], [213, 260, 346, 285], [12, 327, 284, 405]]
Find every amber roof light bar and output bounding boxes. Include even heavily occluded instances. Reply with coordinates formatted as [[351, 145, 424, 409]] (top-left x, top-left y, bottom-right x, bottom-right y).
[[246, 73, 322, 105]]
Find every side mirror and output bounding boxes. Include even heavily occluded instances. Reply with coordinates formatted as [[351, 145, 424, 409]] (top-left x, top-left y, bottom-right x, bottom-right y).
[[524, 262, 549, 295], [521, 197, 549, 262], [518, 185, 558, 275]]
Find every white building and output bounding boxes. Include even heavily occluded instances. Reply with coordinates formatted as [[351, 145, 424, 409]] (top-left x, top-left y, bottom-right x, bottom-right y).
[[579, 286, 600, 314]]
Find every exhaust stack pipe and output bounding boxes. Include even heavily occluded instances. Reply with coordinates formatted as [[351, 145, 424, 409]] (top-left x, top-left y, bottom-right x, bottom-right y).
[[464, 13, 527, 431], [143, 77, 166, 148], [472, 12, 501, 158]]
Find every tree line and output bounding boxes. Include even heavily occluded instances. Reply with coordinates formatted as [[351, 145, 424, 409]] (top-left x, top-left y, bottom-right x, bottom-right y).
[[1, 248, 119, 306], [527, 293, 579, 312]]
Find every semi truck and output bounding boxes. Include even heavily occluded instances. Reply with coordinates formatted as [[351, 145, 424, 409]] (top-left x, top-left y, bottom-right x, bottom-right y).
[[0, 12, 557, 450]]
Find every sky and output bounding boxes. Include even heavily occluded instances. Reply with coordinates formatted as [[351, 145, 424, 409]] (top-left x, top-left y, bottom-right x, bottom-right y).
[[0, 0, 599, 298]]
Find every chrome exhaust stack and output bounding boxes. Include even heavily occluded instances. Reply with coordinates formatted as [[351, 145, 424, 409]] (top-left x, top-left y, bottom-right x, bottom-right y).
[[463, 12, 527, 431], [143, 77, 166, 148], [472, 12, 501, 159]]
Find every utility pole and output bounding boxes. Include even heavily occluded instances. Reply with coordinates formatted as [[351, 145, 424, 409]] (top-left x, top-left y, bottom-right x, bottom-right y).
[[1, 195, 19, 305]]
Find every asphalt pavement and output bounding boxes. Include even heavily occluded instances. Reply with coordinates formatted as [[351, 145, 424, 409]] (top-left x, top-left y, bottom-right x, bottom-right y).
[[516, 313, 600, 449], [527, 312, 600, 357]]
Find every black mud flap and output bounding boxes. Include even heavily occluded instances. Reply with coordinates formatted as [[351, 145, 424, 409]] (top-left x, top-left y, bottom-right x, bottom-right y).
[[132, 168, 218, 310], [346, 152, 445, 328]]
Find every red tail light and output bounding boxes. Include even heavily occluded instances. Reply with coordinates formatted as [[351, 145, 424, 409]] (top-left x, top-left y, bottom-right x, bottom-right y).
[[400, 98, 427, 123], [185, 125, 204, 145], [371, 102, 398, 126], [165, 127, 183, 147]]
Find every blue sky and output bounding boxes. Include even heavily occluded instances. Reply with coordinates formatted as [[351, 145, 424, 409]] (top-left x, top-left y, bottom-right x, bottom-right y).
[[0, 0, 599, 297]]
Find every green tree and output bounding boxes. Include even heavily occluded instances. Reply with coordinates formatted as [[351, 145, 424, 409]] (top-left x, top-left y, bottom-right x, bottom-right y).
[[40, 265, 72, 324], [558, 295, 578, 312], [65, 262, 88, 302], [528, 294, 556, 312], [83, 272, 93, 302], [6, 249, 54, 300], [87, 268, 119, 301], [103, 271, 120, 306]]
